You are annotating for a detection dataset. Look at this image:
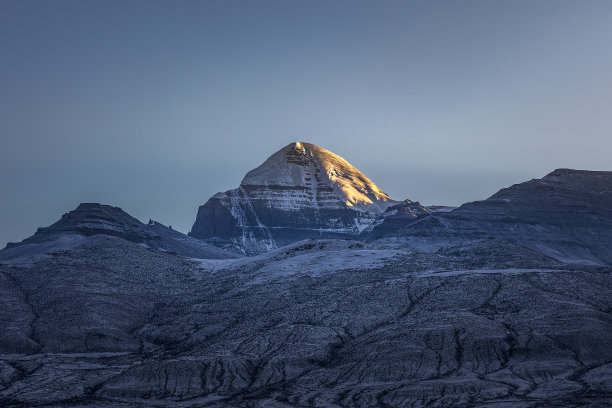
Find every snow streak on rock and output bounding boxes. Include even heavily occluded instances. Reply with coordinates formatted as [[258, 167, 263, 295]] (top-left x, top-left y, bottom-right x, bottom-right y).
[[190, 142, 396, 254]]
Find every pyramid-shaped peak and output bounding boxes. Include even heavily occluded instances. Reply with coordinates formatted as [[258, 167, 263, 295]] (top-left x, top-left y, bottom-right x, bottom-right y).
[[241, 142, 394, 210], [191, 142, 398, 253]]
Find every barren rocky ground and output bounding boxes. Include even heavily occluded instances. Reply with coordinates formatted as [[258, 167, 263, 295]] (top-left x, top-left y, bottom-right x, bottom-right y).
[[1, 237, 611, 407]]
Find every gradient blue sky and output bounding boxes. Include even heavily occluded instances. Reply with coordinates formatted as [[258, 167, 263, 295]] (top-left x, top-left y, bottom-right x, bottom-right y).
[[1, 0, 611, 246]]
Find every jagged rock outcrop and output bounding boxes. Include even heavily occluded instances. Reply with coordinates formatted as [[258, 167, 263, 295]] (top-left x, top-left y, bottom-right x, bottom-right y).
[[361, 199, 431, 239], [190, 142, 396, 254], [1, 203, 238, 262], [367, 169, 612, 265]]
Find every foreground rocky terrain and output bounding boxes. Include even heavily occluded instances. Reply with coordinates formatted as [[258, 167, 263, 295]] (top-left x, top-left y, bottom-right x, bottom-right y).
[[1, 236, 611, 407]]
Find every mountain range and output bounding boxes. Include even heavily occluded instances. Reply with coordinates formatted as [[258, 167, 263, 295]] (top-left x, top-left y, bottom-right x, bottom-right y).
[[1, 142, 611, 407], [6, 142, 610, 267]]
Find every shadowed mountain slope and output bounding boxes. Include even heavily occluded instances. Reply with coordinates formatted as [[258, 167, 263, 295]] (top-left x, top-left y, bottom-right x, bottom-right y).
[[365, 169, 612, 266], [1, 203, 238, 263]]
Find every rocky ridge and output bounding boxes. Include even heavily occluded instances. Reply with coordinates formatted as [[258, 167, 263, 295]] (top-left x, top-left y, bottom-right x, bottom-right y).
[[1, 203, 238, 262], [365, 169, 612, 266]]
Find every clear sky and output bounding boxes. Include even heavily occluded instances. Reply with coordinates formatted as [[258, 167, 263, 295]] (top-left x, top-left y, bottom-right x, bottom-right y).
[[1, 0, 611, 247]]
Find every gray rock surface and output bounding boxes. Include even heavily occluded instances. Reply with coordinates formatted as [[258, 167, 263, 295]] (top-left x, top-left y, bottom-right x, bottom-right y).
[[366, 169, 612, 266], [1, 236, 611, 407], [1, 203, 239, 262], [361, 200, 431, 237]]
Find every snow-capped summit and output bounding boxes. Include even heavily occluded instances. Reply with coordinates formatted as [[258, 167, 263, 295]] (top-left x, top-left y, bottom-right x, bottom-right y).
[[190, 142, 397, 254], [241, 142, 393, 212]]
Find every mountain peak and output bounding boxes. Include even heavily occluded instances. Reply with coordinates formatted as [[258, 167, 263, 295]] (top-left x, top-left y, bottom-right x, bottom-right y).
[[191, 142, 398, 254], [50, 203, 141, 234], [241, 142, 393, 211]]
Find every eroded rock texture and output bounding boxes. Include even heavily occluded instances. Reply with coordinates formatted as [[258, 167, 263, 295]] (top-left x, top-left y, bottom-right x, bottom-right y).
[[1, 237, 611, 407]]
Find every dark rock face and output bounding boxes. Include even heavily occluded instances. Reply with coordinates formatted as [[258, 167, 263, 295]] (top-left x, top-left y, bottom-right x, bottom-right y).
[[190, 142, 395, 254], [1, 237, 611, 406], [454, 169, 612, 265], [6, 202, 149, 245], [367, 169, 612, 266], [1, 203, 238, 261], [361, 200, 431, 239]]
